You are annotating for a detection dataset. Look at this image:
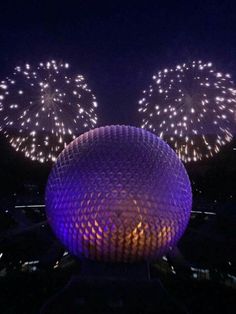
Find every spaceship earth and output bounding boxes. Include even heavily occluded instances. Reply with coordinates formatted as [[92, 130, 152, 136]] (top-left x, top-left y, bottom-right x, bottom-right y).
[[0, 60, 98, 163], [138, 60, 235, 162], [46, 125, 192, 262]]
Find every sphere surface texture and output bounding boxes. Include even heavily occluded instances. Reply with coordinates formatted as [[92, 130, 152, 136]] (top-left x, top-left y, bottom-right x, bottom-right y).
[[46, 125, 192, 262]]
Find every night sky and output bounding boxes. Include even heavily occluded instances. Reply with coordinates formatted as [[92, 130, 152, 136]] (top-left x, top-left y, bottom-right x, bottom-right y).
[[1, 0, 236, 127]]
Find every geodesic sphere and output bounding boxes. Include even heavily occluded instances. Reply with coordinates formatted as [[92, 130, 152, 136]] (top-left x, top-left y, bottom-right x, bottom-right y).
[[46, 125, 192, 262]]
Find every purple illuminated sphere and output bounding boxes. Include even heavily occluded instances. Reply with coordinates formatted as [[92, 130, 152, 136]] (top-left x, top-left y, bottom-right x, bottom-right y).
[[46, 125, 192, 262]]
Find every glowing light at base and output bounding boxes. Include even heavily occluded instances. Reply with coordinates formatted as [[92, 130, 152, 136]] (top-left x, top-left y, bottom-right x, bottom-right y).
[[46, 125, 192, 262], [0, 60, 98, 163], [138, 61, 235, 162]]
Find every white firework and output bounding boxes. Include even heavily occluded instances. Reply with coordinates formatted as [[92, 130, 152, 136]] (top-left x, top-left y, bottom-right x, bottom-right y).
[[0, 60, 98, 163], [138, 60, 235, 162]]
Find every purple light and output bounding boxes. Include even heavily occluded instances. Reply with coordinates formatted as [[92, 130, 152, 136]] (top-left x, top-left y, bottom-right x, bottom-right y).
[[46, 125, 192, 262]]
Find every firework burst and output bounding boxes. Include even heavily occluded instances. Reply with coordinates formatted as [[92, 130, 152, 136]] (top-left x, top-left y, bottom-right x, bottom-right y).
[[0, 60, 98, 163], [138, 60, 235, 162]]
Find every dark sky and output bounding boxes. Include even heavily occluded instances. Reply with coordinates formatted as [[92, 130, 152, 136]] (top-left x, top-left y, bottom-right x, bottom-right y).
[[1, 0, 236, 126]]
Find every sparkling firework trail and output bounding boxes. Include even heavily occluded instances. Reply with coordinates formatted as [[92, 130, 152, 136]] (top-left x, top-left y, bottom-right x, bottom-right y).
[[138, 61, 235, 162], [0, 60, 98, 163]]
